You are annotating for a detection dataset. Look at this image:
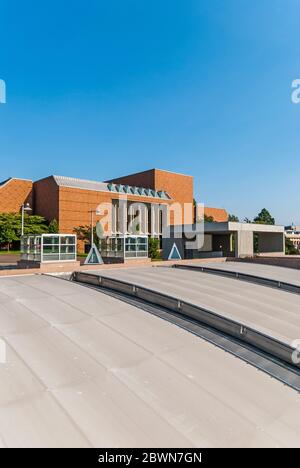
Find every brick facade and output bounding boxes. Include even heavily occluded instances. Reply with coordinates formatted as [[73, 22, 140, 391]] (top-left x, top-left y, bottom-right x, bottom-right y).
[[0, 170, 228, 254], [58, 185, 172, 233], [204, 207, 228, 222], [0, 178, 33, 213], [33, 176, 59, 222], [108, 168, 194, 224]]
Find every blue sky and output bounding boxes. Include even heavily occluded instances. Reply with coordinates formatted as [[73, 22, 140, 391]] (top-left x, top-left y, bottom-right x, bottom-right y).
[[0, 0, 299, 224]]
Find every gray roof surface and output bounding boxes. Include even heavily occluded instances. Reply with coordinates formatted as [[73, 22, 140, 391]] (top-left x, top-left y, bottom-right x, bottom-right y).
[[53, 175, 170, 199], [1, 273, 300, 447], [53, 175, 109, 192], [192, 261, 300, 287], [93, 267, 300, 347]]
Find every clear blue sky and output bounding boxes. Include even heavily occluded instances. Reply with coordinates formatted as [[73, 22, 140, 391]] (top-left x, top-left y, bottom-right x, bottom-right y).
[[0, 0, 299, 225]]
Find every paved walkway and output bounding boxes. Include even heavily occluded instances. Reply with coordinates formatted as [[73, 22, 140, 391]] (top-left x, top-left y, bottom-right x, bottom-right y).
[[0, 254, 19, 268]]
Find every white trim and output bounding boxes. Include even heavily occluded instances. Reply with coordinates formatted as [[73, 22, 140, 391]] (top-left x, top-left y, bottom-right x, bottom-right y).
[[0, 177, 32, 189]]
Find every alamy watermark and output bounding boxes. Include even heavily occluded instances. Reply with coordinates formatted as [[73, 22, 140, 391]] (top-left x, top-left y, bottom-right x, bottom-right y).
[[291, 79, 300, 104], [0, 79, 6, 104], [93, 197, 205, 250], [0, 339, 6, 364]]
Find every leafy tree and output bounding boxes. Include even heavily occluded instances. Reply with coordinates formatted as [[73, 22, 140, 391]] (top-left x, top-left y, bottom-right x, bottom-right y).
[[285, 237, 298, 255], [0, 213, 48, 250], [23, 214, 49, 235], [204, 214, 214, 222], [254, 208, 275, 225], [228, 214, 239, 222], [0, 218, 18, 251], [73, 225, 97, 244], [48, 218, 59, 233], [148, 237, 161, 260], [243, 217, 252, 223]]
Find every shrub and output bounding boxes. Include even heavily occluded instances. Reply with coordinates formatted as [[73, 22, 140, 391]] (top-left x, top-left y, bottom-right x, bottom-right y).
[[148, 237, 161, 260]]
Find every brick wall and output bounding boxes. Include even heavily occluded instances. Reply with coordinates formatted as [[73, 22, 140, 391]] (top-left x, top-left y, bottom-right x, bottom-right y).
[[107, 168, 194, 224], [58, 186, 172, 233], [0, 179, 33, 213], [204, 207, 228, 222], [107, 169, 156, 190], [33, 176, 59, 222], [154, 170, 194, 224]]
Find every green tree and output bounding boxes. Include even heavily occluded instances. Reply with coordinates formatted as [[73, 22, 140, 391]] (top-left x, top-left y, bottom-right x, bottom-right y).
[[285, 237, 298, 255], [73, 225, 97, 245], [23, 214, 49, 235], [0, 213, 48, 250], [254, 208, 275, 225], [204, 214, 214, 222], [0, 216, 19, 251], [148, 237, 161, 260], [48, 218, 59, 233], [228, 214, 239, 222]]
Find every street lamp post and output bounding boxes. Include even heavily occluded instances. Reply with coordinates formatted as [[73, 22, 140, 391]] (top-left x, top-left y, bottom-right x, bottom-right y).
[[90, 210, 94, 246], [21, 203, 32, 236]]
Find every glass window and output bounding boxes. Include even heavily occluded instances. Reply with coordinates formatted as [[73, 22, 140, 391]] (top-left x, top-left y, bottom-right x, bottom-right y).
[[61, 245, 75, 254], [43, 245, 59, 254], [60, 236, 76, 245], [43, 236, 59, 245]]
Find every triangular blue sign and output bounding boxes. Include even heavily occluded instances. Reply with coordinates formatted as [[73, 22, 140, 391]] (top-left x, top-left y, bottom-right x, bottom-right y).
[[168, 242, 182, 260], [84, 243, 104, 265]]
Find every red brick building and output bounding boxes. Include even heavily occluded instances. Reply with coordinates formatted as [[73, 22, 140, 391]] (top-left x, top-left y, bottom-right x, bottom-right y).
[[0, 168, 227, 251], [203, 206, 228, 222], [0, 178, 33, 213]]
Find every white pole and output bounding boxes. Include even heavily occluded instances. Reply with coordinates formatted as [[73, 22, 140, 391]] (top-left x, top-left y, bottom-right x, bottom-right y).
[[21, 204, 24, 236], [91, 210, 94, 246]]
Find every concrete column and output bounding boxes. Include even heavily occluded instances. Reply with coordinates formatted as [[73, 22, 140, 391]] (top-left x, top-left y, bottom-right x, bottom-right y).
[[141, 204, 148, 234], [235, 231, 254, 258], [150, 204, 159, 235], [112, 203, 117, 235]]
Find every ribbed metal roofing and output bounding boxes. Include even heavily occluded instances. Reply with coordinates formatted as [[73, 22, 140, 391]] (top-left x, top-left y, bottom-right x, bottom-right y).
[[53, 175, 108, 192], [53, 175, 171, 199]]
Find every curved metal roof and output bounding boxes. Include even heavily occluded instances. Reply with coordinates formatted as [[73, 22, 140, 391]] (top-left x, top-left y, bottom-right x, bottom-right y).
[[0, 271, 300, 447]]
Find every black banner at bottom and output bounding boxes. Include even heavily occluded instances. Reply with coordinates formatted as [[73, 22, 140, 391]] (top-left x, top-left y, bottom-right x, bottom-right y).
[[1, 448, 295, 464]]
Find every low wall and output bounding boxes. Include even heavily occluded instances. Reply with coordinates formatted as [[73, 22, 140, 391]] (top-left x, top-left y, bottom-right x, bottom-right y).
[[0, 258, 153, 276], [155, 257, 227, 267], [228, 256, 300, 270]]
